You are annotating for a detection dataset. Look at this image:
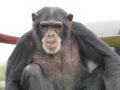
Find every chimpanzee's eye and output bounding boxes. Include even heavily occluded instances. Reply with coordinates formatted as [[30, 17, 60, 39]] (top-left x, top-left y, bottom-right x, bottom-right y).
[[40, 24, 49, 28], [53, 24, 61, 28], [53, 23, 63, 28], [40, 21, 49, 28]]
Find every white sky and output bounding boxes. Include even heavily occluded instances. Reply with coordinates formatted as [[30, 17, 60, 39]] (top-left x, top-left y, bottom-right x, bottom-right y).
[[0, 0, 120, 64]]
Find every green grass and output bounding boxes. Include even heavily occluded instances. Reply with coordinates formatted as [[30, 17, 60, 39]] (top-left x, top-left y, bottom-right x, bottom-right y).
[[0, 65, 6, 80]]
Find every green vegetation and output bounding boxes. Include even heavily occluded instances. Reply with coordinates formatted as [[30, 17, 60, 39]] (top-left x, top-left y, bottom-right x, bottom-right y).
[[100, 35, 120, 47], [0, 65, 6, 80]]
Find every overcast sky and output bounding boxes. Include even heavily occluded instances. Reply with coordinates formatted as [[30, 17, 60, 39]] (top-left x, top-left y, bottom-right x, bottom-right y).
[[0, 0, 120, 64]]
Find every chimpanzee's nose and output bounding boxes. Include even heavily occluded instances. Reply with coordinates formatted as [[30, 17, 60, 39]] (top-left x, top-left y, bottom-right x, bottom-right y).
[[48, 30, 55, 37], [46, 30, 56, 44]]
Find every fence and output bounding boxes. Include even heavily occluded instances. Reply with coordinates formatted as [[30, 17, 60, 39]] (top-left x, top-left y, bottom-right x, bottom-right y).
[[0, 33, 120, 47]]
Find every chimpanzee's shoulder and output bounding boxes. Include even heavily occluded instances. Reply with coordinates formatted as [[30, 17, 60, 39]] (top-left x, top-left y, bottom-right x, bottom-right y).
[[16, 30, 34, 46]]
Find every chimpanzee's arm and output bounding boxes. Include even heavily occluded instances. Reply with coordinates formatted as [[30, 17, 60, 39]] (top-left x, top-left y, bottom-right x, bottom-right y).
[[72, 22, 120, 90], [5, 31, 34, 90]]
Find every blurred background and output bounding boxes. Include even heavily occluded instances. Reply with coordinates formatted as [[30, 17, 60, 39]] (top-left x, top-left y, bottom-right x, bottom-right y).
[[0, 0, 120, 80]]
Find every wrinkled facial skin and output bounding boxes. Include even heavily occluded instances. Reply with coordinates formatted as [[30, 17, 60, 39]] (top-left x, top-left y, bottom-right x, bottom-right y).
[[32, 7, 73, 54], [40, 21, 63, 54]]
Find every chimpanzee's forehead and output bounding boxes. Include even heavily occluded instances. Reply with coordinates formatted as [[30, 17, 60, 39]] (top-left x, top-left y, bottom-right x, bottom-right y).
[[37, 7, 67, 15], [36, 7, 67, 21], [40, 20, 62, 25]]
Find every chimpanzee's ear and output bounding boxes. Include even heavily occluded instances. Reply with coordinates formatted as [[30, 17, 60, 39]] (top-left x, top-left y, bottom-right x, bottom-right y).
[[32, 13, 38, 22], [66, 14, 73, 22]]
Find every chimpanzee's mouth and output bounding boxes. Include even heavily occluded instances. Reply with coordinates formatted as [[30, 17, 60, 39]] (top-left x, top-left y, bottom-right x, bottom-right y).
[[45, 42, 60, 48]]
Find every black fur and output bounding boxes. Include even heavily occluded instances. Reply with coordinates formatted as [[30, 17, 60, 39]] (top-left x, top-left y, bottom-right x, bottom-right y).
[[115, 47, 120, 55], [5, 7, 120, 90]]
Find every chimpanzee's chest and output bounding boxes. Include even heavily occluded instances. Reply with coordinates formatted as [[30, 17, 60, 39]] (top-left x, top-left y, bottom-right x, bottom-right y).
[[33, 41, 82, 90]]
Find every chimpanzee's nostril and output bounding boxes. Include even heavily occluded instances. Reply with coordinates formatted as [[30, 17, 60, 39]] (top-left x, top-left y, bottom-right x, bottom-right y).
[[48, 31, 54, 37]]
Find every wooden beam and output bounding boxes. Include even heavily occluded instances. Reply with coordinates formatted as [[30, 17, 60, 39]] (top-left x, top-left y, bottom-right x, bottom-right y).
[[0, 33, 19, 44], [0, 33, 120, 47]]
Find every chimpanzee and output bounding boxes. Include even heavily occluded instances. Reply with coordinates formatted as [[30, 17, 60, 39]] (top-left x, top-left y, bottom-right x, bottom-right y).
[[5, 7, 120, 90], [115, 47, 120, 55]]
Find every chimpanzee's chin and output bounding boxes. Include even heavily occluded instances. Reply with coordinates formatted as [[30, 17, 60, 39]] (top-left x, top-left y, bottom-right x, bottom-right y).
[[43, 44, 61, 54]]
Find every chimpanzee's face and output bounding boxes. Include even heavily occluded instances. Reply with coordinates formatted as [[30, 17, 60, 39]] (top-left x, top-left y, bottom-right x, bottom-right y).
[[40, 20, 63, 54], [32, 7, 73, 54]]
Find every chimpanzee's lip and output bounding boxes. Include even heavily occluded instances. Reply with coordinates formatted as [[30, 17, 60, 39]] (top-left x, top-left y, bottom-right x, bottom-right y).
[[45, 42, 59, 48]]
